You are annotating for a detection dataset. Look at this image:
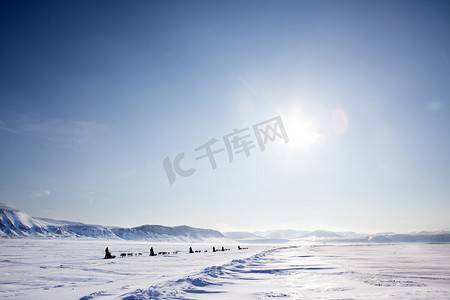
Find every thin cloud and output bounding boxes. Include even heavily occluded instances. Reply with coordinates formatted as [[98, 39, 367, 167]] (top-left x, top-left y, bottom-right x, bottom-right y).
[[0, 118, 110, 149], [0, 120, 17, 133], [20, 119, 109, 136], [34, 190, 51, 198]]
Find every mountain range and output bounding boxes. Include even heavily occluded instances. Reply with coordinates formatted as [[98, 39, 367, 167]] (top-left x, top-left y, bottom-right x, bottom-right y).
[[1, 203, 449, 243], [0, 203, 225, 242], [225, 229, 450, 244]]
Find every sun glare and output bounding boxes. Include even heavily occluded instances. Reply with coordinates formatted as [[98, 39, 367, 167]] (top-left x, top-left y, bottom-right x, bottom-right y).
[[283, 113, 323, 150]]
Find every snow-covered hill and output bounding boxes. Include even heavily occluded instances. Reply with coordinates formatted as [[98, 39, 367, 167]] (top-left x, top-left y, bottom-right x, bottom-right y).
[[0, 203, 225, 241], [226, 229, 450, 244], [2, 203, 448, 243], [110, 225, 225, 242]]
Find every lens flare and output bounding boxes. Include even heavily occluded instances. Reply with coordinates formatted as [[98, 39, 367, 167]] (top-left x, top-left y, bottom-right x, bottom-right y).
[[332, 108, 349, 134]]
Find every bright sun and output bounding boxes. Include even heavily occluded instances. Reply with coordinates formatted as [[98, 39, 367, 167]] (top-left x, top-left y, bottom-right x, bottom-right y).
[[282, 113, 323, 150]]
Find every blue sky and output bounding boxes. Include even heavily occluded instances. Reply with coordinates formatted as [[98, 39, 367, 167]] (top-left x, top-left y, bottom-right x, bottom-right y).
[[1, 1, 449, 233]]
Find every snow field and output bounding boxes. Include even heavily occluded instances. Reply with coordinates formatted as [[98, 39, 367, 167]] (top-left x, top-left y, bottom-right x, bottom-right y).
[[1, 240, 449, 299], [0, 239, 268, 299]]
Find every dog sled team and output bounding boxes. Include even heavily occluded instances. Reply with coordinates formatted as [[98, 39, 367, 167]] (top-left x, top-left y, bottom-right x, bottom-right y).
[[104, 245, 248, 259]]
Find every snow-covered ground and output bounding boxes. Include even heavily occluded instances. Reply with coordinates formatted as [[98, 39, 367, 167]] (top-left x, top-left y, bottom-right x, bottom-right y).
[[0, 239, 449, 299]]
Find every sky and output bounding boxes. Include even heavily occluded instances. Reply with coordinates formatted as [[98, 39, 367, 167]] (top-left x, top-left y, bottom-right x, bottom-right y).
[[1, 0, 449, 234]]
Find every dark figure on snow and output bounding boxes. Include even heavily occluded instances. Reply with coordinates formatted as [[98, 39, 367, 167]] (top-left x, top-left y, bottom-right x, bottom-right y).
[[213, 246, 216, 252], [189, 247, 194, 254], [104, 247, 115, 259], [221, 246, 225, 251], [150, 247, 156, 256]]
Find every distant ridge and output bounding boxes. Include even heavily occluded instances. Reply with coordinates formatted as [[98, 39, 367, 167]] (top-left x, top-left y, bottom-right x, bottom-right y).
[[0, 203, 226, 241], [110, 225, 224, 241], [226, 229, 450, 244], [2, 203, 449, 243]]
